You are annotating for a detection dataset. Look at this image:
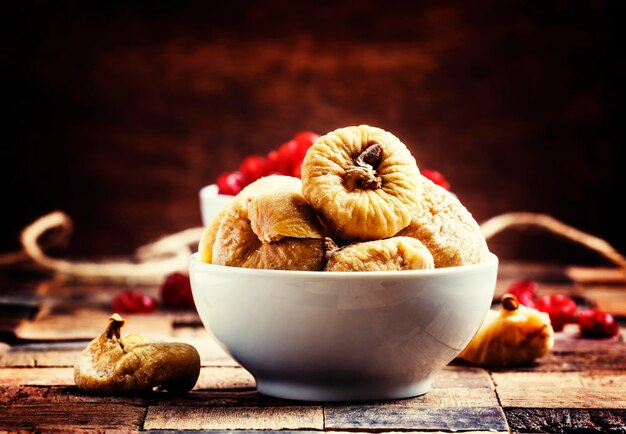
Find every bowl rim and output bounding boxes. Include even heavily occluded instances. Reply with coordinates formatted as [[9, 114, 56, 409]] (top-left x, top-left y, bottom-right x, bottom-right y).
[[189, 251, 498, 279]]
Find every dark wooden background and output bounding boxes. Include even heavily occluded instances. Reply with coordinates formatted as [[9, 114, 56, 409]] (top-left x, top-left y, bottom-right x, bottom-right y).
[[3, 1, 624, 265]]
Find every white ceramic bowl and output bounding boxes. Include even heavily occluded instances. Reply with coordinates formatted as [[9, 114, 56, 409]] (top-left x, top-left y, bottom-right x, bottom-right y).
[[189, 252, 498, 402], [199, 184, 234, 226]]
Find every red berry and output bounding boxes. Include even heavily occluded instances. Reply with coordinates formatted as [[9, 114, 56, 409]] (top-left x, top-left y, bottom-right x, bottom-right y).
[[266, 150, 290, 175], [278, 140, 301, 169], [292, 160, 302, 178], [505, 280, 538, 308], [112, 290, 156, 314], [534, 294, 577, 332], [294, 131, 319, 148], [239, 155, 267, 184], [293, 131, 319, 160], [216, 171, 245, 195], [577, 308, 619, 339], [421, 169, 451, 190], [160, 272, 195, 309]]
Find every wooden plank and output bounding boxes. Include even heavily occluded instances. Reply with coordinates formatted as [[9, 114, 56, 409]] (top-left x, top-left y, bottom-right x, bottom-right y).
[[493, 372, 626, 409], [505, 408, 626, 434], [144, 431, 507, 434], [149, 390, 284, 408], [194, 366, 255, 390], [433, 365, 494, 389], [583, 285, 626, 316], [0, 365, 252, 391], [46, 386, 147, 405], [0, 385, 49, 405], [143, 405, 324, 430], [0, 349, 80, 368], [14, 309, 174, 341], [324, 405, 508, 432], [168, 327, 239, 366], [566, 265, 626, 284], [0, 336, 233, 368], [0, 403, 145, 431], [324, 386, 505, 431], [0, 366, 254, 391], [0, 367, 74, 386]]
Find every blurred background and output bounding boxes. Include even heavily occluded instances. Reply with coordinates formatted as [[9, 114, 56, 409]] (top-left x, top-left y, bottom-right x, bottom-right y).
[[2, 0, 624, 266]]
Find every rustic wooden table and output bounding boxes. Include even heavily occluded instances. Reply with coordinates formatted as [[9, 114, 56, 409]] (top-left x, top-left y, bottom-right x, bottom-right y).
[[1, 263, 625, 433]]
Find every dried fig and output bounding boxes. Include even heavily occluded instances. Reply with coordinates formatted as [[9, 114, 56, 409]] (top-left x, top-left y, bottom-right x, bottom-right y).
[[301, 125, 421, 240], [74, 314, 200, 394], [325, 236, 434, 272], [198, 206, 229, 264], [397, 176, 489, 267], [198, 175, 304, 264], [212, 176, 326, 270], [457, 294, 554, 367]]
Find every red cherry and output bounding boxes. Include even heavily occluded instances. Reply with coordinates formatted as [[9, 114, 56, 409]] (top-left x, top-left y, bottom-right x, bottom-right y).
[[577, 308, 619, 339], [216, 171, 245, 195], [534, 294, 577, 332], [239, 155, 267, 184], [112, 290, 156, 314], [505, 280, 538, 308], [160, 272, 195, 309], [421, 169, 450, 190]]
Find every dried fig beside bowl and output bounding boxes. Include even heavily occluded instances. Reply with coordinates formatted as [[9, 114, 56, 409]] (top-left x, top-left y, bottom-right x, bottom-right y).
[[74, 314, 200, 394]]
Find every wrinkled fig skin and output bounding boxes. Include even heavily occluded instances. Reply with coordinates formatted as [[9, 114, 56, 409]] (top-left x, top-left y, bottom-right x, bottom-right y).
[[74, 314, 201, 394], [326, 236, 435, 272], [302, 125, 421, 241], [397, 176, 490, 268], [211, 176, 326, 271]]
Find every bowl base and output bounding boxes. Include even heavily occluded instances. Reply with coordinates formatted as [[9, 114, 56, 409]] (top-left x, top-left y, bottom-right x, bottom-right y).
[[256, 377, 432, 402]]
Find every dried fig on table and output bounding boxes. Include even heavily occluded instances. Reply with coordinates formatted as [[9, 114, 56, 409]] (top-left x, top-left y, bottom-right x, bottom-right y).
[[325, 236, 434, 272], [457, 294, 554, 368], [74, 314, 200, 394], [301, 125, 421, 241], [396, 175, 489, 267], [211, 176, 326, 270]]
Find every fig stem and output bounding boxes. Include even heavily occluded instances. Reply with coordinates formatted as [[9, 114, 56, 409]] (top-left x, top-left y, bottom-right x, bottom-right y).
[[502, 294, 520, 311], [106, 314, 126, 340], [343, 143, 383, 190]]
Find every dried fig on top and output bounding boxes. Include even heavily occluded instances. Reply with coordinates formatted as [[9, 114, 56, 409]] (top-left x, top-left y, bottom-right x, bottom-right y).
[[325, 236, 434, 272], [301, 125, 421, 240], [397, 175, 489, 267], [211, 176, 326, 270]]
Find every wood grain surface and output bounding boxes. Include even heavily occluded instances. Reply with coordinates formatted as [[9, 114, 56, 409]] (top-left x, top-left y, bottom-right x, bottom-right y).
[[0, 267, 625, 433]]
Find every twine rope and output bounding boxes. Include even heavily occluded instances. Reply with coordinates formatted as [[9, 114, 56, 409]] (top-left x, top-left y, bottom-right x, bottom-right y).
[[480, 212, 626, 275], [0, 210, 624, 282], [13, 211, 203, 283]]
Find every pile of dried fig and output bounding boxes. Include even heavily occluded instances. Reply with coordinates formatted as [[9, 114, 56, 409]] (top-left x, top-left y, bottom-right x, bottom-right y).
[[200, 124, 490, 272]]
